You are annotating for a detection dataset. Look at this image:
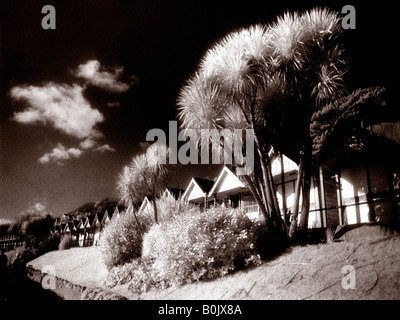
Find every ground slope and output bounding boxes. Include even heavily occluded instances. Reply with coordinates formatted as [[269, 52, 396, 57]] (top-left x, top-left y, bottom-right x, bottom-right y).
[[27, 226, 400, 300]]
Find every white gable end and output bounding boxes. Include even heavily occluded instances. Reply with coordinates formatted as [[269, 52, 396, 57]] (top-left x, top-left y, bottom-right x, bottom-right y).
[[271, 154, 298, 176], [217, 171, 244, 193], [188, 184, 205, 200]]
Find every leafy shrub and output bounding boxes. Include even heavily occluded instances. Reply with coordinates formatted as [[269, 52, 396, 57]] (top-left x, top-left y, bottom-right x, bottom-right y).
[[105, 258, 164, 293], [139, 189, 193, 224], [141, 207, 266, 288], [81, 287, 127, 300], [36, 232, 61, 255], [99, 212, 148, 270]]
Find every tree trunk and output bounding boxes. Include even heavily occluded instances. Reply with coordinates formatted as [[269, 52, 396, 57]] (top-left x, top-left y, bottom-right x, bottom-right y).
[[246, 90, 281, 224], [265, 153, 281, 221], [299, 166, 311, 229], [152, 198, 158, 224], [130, 195, 144, 237], [243, 174, 269, 222], [253, 132, 281, 221], [289, 133, 312, 239], [289, 142, 306, 239]]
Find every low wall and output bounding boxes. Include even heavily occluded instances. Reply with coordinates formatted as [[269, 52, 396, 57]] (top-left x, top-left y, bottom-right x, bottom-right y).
[[26, 265, 127, 300], [27, 266, 86, 300]]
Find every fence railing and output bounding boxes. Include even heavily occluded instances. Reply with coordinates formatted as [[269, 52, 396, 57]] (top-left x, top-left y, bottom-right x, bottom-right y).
[[0, 238, 24, 251]]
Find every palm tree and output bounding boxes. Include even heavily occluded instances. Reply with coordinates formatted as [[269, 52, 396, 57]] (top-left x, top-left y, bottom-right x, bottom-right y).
[[268, 9, 347, 237], [178, 25, 281, 224], [116, 143, 169, 226], [116, 165, 144, 236], [177, 7, 347, 235]]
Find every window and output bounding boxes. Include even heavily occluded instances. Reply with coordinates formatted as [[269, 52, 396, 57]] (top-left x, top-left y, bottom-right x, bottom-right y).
[[340, 165, 369, 224]]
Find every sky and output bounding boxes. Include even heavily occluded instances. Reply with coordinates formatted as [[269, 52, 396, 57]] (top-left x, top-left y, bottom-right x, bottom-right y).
[[0, 0, 396, 223]]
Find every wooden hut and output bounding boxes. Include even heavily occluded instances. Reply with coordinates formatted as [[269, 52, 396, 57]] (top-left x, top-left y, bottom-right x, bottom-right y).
[[182, 177, 215, 208], [93, 212, 107, 246]]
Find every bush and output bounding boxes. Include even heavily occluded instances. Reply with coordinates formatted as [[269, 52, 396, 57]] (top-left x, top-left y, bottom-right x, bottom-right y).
[[37, 232, 61, 255], [141, 207, 266, 288], [81, 287, 127, 300], [99, 212, 148, 270], [105, 258, 163, 293], [139, 189, 194, 224]]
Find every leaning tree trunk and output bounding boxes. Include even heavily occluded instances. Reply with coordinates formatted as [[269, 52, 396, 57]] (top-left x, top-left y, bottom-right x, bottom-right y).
[[152, 197, 158, 224], [243, 174, 270, 222], [289, 154, 304, 238], [289, 127, 313, 239], [130, 194, 144, 237], [253, 130, 281, 222], [265, 153, 282, 222], [299, 164, 311, 230]]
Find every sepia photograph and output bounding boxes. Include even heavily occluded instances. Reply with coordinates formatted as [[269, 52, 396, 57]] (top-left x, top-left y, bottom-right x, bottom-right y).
[[0, 0, 398, 312]]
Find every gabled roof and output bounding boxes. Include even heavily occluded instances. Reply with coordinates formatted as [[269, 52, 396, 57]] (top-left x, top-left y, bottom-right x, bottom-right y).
[[63, 222, 72, 233], [84, 215, 95, 228], [270, 154, 298, 176], [73, 219, 80, 230], [208, 166, 246, 198], [182, 177, 214, 202], [94, 211, 106, 226], [79, 217, 87, 229], [138, 195, 152, 214], [193, 177, 214, 193], [103, 210, 111, 223]]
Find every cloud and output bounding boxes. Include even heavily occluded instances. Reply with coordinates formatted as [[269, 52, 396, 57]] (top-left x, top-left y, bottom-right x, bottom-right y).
[[10, 82, 104, 140], [0, 218, 13, 226], [38, 143, 83, 165], [9, 60, 124, 164], [12, 108, 44, 124], [95, 144, 116, 153], [79, 137, 97, 150], [73, 60, 136, 93], [31, 202, 46, 212]]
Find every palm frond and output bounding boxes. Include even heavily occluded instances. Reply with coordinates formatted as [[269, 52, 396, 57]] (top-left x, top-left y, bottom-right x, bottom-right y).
[[177, 72, 231, 131], [146, 142, 169, 166], [199, 25, 273, 101], [268, 7, 347, 107], [300, 7, 342, 42], [115, 165, 133, 206]]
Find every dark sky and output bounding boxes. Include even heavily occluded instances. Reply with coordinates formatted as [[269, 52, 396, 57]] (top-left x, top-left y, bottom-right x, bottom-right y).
[[0, 0, 396, 222]]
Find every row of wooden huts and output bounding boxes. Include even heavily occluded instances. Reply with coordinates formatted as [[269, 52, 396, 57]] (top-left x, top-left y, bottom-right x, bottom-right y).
[[53, 207, 123, 247], [53, 118, 400, 246], [179, 121, 400, 230]]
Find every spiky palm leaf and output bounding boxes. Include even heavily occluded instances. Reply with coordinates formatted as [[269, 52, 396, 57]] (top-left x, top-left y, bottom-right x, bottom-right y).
[[116, 144, 170, 209], [267, 8, 347, 105], [116, 165, 134, 207], [177, 72, 227, 131]]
